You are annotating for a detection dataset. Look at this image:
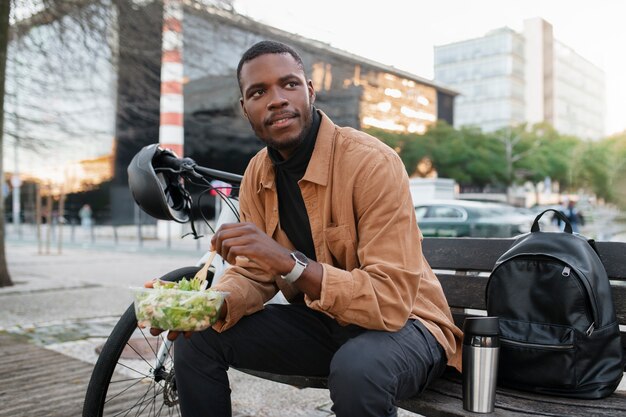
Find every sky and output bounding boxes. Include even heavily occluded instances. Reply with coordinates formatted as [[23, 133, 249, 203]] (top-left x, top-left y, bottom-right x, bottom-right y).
[[233, 0, 626, 136]]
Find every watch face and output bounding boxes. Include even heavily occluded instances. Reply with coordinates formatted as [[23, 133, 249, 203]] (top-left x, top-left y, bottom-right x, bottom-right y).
[[293, 251, 308, 264]]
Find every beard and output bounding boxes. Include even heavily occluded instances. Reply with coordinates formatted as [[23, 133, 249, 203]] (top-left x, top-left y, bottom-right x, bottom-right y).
[[256, 105, 314, 153]]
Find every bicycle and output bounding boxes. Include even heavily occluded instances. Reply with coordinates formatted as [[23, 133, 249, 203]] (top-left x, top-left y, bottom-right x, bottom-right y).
[[83, 144, 244, 416]]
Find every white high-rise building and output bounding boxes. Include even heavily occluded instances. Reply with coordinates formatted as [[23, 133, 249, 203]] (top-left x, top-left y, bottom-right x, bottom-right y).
[[434, 18, 605, 139]]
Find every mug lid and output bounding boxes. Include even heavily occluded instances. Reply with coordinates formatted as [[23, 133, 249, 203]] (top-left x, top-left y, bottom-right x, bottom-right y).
[[463, 316, 499, 336]]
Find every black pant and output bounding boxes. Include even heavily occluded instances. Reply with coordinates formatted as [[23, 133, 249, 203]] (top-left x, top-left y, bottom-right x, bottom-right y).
[[174, 304, 447, 417]]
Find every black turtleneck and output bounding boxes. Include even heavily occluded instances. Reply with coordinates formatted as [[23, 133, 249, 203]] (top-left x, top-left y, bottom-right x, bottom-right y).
[[267, 108, 321, 261]]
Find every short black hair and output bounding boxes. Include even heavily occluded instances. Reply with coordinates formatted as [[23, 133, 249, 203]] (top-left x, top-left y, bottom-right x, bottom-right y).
[[237, 40, 305, 92]]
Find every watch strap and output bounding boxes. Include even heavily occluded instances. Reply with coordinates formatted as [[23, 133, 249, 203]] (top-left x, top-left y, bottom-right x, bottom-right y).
[[281, 252, 308, 283]]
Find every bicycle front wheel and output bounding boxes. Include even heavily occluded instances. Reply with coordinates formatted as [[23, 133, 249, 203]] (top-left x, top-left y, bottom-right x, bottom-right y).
[[83, 266, 202, 417]]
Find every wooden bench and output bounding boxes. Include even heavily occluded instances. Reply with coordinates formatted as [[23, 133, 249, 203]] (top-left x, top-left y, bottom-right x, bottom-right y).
[[239, 237, 626, 416]]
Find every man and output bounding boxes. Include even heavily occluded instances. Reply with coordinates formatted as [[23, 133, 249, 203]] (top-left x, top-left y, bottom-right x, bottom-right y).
[[554, 200, 584, 233], [564, 200, 584, 233], [171, 40, 462, 417]]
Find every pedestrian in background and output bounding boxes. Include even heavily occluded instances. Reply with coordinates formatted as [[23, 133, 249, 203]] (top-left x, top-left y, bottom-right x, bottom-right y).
[[564, 200, 584, 233], [555, 200, 584, 233], [79, 204, 93, 231]]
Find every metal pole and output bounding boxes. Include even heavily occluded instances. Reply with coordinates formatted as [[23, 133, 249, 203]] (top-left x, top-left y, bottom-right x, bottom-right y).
[[45, 186, 52, 255], [35, 183, 42, 254], [166, 221, 171, 249], [157, 0, 185, 245], [135, 204, 143, 248], [159, 0, 185, 156], [90, 215, 95, 244], [11, 151, 20, 235], [57, 188, 65, 254]]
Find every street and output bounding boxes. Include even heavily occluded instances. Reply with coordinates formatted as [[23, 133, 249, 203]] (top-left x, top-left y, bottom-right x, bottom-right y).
[[1, 235, 429, 417], [1, 207, 625, 416]]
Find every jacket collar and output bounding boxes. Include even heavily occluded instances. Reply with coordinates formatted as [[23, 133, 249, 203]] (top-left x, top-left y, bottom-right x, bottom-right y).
[[302, 110, 334, 186], [258, 110, 335, 191]]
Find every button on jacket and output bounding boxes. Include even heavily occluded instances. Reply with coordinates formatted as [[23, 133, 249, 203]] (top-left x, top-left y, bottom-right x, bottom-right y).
[[212, 111, 463, 371]]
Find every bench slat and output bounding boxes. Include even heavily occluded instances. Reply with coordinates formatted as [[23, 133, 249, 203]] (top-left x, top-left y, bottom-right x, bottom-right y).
[[596, 241, 626, 278], [240, 238, 626, 416], [236, 367, 626, 416], [398, 369, 626, 417], [438, 273, 488, 310], [422, 238, 512, 271], [423, 238, 626, 280]]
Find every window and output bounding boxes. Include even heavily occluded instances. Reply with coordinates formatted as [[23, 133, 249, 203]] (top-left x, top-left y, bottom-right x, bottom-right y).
[[429, 206, 466, 220], [415, 206, 429, 219]]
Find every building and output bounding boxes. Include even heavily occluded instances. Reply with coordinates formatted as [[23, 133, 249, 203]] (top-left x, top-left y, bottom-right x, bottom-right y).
[[180, 2, 457, 177], [6, 1, 457, 225], [434, 17, 605, 139]]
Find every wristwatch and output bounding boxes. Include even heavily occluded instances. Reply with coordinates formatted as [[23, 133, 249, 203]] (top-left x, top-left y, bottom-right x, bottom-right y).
[[281, 251, 308, 284]]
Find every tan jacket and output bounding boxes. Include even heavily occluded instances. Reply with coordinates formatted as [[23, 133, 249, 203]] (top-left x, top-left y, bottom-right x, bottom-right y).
[[213, 111, 463, 371]]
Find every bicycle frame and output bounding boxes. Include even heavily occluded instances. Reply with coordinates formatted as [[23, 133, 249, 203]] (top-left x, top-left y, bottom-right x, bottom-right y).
[[84, 150, 262, 416], [152, 196, 240, 374]]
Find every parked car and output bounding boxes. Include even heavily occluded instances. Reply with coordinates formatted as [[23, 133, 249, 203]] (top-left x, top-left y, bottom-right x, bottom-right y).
[[414, 200, 535, 238]]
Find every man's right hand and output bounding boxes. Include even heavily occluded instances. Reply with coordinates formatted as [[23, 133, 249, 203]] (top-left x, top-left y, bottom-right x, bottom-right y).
[[142, 279, 193, 341]]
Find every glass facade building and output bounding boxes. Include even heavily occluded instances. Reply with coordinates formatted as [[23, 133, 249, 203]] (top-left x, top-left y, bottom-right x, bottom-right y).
[[434, 28, 525, 133], [6, 1, 457, 224], [434, 18, 605, 139], [552, 41, 606, 139]]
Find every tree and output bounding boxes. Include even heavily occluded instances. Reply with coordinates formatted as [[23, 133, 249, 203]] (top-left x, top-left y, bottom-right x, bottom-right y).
[[412, 122, 507, 188], [527, 123, 579, 190], [367, 127, 432, 176], [0, 0, 13, 287], [571, 140, 613, 202], [606, 133, 626, 208], [444, 126, 507, 188]]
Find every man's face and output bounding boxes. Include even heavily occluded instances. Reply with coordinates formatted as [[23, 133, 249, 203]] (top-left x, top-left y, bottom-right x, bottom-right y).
[[239, 53, 316, 158]]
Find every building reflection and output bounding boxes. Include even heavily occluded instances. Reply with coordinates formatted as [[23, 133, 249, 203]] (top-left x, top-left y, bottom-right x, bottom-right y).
[[7, 2, 456, 225]]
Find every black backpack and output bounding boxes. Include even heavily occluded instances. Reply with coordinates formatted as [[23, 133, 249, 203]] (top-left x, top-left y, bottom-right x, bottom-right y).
[[486, 209, 623, 399]]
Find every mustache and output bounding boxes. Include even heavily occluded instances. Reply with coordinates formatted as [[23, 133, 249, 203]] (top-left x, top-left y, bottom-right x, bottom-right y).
[[265, 110, 299, 125]]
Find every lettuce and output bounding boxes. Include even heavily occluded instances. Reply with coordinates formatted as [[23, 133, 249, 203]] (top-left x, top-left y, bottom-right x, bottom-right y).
[[134, 281, 226, 331]]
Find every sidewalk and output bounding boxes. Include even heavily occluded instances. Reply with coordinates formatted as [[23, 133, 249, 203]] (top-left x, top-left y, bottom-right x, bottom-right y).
[[1, 240, 421, 417]]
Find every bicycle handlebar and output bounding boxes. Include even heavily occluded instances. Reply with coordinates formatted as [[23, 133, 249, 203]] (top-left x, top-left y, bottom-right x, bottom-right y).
[[194, 165, 243, 185], [154, 149, 243, 185], [154, 150, 186, 171]]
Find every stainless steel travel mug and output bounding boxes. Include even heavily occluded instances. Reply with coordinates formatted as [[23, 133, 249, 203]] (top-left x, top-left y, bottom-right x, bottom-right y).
[[462, 316, 500, 413]]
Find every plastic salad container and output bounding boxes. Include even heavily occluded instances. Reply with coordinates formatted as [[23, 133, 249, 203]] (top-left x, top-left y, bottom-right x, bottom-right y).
[[133, 281, 227, 331]]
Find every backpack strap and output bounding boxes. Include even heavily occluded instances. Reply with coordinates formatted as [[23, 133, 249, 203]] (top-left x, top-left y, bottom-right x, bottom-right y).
[[531, 209, 573, 233], [587, 238, 601, 257]]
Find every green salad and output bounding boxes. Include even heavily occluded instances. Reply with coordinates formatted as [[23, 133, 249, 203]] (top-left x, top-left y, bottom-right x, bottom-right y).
[[134, 278, 226, 331]]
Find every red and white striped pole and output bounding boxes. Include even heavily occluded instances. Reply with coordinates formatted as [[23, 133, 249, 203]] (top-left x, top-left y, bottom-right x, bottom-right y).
[[159, 0, 184, 157]]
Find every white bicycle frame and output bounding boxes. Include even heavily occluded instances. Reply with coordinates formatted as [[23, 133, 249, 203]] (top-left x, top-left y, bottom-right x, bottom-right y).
[[150, 196, 290, 372], [152, 196, 240, 372]]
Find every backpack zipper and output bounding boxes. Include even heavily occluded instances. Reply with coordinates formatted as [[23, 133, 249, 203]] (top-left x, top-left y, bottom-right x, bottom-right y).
[[501, 337, 574, 351], [560, 264, 598, 328]]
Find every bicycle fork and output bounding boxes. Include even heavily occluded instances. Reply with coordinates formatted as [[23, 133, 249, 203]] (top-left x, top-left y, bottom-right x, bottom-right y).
[[153, 338, 173, 382], [152, 197, 239, 380]]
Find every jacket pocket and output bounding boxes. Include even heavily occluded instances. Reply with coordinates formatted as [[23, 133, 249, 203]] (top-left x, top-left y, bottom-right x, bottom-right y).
[[324, 225, 357, 269], [498, 319, 576, 389]]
